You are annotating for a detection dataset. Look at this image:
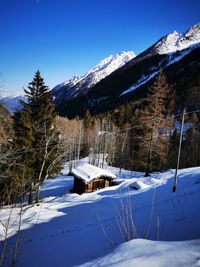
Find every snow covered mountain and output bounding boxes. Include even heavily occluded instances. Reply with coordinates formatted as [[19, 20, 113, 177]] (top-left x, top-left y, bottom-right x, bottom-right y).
[[81, 51, 136, 87], [56, 22, 200, 118], [0, 52, 135, 113], [2, 23, 200, 116], [52, 75, 81, 93], [0, 95, 25, 113], [145, 22, 200, 55], [53, 51, 135, 100]]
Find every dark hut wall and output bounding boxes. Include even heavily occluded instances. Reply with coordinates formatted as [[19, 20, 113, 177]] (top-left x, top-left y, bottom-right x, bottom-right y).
[[73, 176, 112, 194], [73, 177, 86, 194]]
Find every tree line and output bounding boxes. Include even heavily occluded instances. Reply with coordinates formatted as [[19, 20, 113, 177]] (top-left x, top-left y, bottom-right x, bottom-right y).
[[80, 71, 200, 174]]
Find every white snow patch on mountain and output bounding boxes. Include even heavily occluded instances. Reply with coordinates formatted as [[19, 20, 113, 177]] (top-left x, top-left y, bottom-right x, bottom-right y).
[[150, 22, 200, 55], [178, 23, 200, 50], [152, 31, 182, 55], [120, 71, 158, 96], [166, 42, 200, 66], [120, 43, 200, 97]]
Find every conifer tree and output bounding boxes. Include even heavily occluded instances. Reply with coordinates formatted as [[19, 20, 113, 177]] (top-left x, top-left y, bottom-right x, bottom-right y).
[[13, 103, 34, 203], [13, 71, 62, 203]]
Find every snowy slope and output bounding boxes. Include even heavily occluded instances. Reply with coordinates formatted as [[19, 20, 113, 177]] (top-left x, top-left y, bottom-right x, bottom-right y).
[[80, 51, 136, 87], [52, 75, 81, 93], [1, 160, 200, 267], [120, 43, 199, 96], [52, 51, 135, 100]]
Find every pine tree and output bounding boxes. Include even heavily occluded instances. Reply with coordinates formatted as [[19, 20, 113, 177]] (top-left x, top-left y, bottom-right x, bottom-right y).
[[13, 71, 62, 203], [13, 103, 34, 203]]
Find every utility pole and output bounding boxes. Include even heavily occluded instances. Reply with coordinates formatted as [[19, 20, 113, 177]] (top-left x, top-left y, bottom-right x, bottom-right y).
[[119, 129, 128, 174], [172, 108, 186, 192]]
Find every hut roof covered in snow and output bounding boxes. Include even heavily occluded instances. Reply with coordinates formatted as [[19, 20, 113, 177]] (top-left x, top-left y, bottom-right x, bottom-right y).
[[70, 163, 116, 183]]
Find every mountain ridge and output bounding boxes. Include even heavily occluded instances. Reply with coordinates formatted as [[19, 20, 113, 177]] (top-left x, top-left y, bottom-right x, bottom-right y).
[[52, 51, 136, 101], [1, 22, 200, 116]]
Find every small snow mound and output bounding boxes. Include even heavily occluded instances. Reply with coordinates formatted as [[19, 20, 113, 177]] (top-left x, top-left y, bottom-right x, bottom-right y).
[[150, 178, 165, 185], [129, 180, 149, 190], [80, 239, 200, 267]]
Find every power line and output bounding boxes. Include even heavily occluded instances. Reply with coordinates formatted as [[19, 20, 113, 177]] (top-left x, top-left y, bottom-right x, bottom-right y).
[[173, 109, 200, 118]]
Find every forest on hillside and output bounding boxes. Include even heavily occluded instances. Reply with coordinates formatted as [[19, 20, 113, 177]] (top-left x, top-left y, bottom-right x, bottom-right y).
[[0, 70, 200, 208]]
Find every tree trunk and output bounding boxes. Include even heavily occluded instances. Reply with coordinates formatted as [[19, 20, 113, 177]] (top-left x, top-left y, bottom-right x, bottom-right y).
[[28, 182, 33, 205], [145, 96, 158, 176]]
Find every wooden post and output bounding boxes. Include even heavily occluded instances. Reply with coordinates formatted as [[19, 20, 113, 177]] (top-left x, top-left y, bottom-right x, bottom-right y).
[[172, 108, 186, 192]]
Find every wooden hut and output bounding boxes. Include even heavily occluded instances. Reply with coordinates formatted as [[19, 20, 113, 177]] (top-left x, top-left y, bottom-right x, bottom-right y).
[[70, 163, 116, 194]]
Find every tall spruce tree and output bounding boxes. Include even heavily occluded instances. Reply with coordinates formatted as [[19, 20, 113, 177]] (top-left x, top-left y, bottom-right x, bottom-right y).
[[13, 71, 61, 203], [13, 103, 34, 203]]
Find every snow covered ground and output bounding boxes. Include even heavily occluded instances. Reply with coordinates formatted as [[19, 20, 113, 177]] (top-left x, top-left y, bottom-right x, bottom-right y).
[[0, 159, 200, 267], [81, 239, 200, 267]]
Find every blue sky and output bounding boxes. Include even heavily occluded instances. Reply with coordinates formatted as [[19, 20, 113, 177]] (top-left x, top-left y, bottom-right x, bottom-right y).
[[0, 0, 200, 95]]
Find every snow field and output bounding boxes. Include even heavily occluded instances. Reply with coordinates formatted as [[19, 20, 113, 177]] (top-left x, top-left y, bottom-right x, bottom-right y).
[[0, 161, 200, 266]]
